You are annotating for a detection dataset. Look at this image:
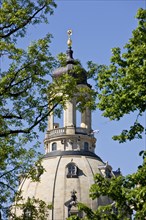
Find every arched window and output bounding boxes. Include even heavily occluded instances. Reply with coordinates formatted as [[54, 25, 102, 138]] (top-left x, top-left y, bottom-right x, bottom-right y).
[[66, 163, 78, 178], [105, 168, 111, 178], [84, 142, 89, 151], [52, 142, 57, 151]]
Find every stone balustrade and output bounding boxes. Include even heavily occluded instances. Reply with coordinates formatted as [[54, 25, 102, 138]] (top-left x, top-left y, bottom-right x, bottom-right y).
[[45, 128, 66, 138], [45, 127, 93, 139]]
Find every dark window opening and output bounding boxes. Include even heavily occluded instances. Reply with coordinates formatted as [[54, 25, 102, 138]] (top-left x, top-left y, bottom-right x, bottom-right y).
[[105, 168, 111, 178], [52, 142, 57, 151], [84, 142, 89, 151], [67, 163, 78, 178]]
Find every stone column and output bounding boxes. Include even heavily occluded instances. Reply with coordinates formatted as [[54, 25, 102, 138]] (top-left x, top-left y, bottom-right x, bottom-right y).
[[81, 110, 86, 128], [64, 108, 67, 127], [81, 108, 91, 131], [86, 108, 91, 131], [48, 113, 54, 130], [64, 99, 76, 127]]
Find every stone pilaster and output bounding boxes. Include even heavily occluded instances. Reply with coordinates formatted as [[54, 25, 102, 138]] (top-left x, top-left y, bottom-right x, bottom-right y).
[[81, 108, 91, 131], [64, 99, 76, 127], [48, 113, 54, 130]]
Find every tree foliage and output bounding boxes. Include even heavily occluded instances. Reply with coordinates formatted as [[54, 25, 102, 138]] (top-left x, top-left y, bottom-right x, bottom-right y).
[[9, 196, 52, 220], [0, 0, 58, 217], [75, 151, 146, 220], [88, 8, 146, 143], [0, 1, 97, 218]]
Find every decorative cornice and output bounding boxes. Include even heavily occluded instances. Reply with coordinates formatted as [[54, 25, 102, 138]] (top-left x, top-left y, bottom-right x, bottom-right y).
[[43, 150, 103, 162]]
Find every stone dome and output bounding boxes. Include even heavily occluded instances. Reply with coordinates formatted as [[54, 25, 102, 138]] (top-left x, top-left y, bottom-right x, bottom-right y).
[[17, 151, 112, 220]]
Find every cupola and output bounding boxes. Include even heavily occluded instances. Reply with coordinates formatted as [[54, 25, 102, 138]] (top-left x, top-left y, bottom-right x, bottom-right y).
[[53, 30, 88, 86]]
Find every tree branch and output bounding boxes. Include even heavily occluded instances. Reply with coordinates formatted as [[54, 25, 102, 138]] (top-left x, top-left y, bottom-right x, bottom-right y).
[[26, 102, 59, 132], [0, 166, 20, 179], [2, 115, 22, 119], [1, 4, 47, 38], [0, 181, 17, 193], [0, 63, 33, 96], [0, 23, 14, 31], [10, 76, 32, 89], [0, 101, 61, 137]]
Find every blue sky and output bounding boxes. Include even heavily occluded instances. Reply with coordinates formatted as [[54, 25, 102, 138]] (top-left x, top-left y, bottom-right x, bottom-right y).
[[6, 1, 146, 176]]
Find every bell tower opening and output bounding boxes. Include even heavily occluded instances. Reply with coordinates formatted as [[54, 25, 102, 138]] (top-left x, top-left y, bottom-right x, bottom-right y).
[[76, 110, 81, 128]]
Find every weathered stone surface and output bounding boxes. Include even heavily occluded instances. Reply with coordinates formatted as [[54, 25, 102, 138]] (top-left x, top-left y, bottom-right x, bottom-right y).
[[18, 153, 105, 220]]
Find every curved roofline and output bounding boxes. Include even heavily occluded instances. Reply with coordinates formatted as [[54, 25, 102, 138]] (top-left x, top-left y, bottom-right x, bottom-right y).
[[43, 150, 103, 162]]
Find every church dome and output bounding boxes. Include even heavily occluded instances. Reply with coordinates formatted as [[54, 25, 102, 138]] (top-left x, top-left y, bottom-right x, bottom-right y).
[[14, 30, 114, 220], [17, 152, 112, 219]]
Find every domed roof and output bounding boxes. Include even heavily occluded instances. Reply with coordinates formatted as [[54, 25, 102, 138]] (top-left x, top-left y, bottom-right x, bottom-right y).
[[16, 153, 111, 220], [53, 47, 88, 85]]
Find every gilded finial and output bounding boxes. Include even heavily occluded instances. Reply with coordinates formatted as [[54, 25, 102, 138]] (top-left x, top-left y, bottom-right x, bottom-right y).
[[67, 29, 72, 47]]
